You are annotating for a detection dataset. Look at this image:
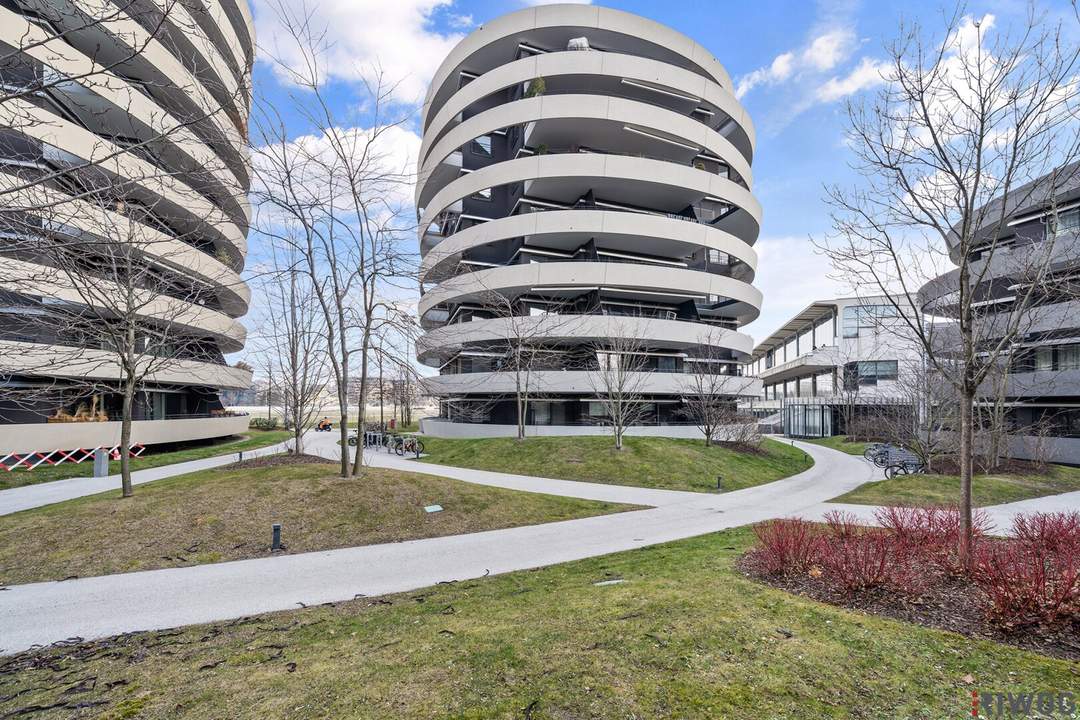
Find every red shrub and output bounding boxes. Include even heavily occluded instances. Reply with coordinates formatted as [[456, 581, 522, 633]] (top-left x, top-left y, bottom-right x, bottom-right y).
[[875, 505, 993, 577], [973, 538, 1080, 628], [817, 528, 894, 596], [750, 519, 822, 576], [875, 506, 939, 551], [823, 510, 861, 540], [1012, 512, 1080, 556]]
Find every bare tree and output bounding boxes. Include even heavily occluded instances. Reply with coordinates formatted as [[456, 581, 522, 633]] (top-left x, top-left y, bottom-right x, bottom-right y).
[[587, 327, 651, 450], [255, 241, 330, 455], [679, 331, 758, 446], [819, 5, 1080, 567], [251, 1, 417, 476]]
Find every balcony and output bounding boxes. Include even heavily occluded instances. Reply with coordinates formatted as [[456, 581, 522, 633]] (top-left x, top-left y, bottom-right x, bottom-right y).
[[0, 413, 251, 454], [756, 346, 839, 383]]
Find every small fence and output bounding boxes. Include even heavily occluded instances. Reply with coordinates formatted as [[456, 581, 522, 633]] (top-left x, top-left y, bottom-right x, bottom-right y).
[[0, 443, 146, 472]]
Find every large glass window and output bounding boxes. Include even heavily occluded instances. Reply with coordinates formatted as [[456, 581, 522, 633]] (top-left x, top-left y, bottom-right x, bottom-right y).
[[1035, 347, 1054, 371], [845, 360, 898, 386], [1058, 344, 1080, 370], [1051, 208, 1080, 238], [842, 304, 898, 338]]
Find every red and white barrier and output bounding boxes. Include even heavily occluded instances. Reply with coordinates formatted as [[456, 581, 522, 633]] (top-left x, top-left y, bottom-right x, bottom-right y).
[[0, 443, 146, 472]]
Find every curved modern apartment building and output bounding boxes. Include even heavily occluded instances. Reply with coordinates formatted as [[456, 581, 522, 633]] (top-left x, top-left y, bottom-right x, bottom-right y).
[[0, 0, 255, 453], [921, 162, 1080, 464], [416, 4, 762, 437]]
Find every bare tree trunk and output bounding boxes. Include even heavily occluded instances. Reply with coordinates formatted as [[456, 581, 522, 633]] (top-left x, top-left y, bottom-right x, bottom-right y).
[[958, 389, 975, 571], [351, 335, 371, 476], [289, 273, 304, 455], [119, 376, 135, 498]]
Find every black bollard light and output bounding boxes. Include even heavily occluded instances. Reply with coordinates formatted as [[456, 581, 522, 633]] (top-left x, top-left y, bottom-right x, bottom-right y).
[[238, 450, 244, 462], [272, 523, 282, 551], [716, 474, 723, 492]]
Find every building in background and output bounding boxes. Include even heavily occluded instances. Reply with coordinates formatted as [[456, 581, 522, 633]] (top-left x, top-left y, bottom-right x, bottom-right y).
[[920, 162, 1080, 464], [0, 0, 255, 452], [415, 4, 762, 437], [742, 296, 921, 438]]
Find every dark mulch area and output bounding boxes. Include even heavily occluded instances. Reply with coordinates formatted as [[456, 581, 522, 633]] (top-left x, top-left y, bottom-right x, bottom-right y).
[[737, 555, 1080, 661], [226, 453, 334, 470]]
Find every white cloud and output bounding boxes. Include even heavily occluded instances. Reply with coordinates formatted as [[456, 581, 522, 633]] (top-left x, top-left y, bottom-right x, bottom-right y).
[[735, 52, 795, 98], [447, 13, 474, 28], [252, 0, 465, 105], [521, 0, 592, 5], [803, 29, 854, 71], [252, 124, 422, 223], [815, 56, 888, 103], [735, 28, 855, 99]]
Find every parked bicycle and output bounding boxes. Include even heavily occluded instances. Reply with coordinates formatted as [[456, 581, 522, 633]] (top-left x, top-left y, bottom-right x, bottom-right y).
[[863, 443, 890, 467], [884, 460, 926, 479], [393, 435, 425, 456]]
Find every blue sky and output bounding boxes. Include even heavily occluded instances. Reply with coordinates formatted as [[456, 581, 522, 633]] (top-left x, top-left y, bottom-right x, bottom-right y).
[[247, 0, 1079, 348]]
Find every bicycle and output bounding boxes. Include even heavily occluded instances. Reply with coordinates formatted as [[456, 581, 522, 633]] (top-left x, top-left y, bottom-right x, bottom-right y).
[[864, 444, 891, 468], [884, 460, 925, 479], [393, 436, 425, 456]]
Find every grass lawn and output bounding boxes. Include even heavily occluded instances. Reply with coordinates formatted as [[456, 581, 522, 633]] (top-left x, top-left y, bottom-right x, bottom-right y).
[[0, 460, 634, 585], [417, 436, 812, 493], [2, 527, 1073, 719], [802, 435, 871, 456], [0, 429, 292, 491], [832, 463, 1080, 507]]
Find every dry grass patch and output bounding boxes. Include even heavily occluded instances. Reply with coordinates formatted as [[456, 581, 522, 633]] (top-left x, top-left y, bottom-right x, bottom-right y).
[[0, 461, 636, 585]]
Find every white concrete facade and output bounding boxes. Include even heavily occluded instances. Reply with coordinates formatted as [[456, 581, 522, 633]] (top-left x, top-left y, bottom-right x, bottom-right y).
[[416, 4, 762, 433], [0, 0, 256, 448], [742, 296, 922, 437]]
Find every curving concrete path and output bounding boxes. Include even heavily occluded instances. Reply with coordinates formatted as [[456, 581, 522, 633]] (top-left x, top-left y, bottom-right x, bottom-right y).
[[0, 435, 876, 654]]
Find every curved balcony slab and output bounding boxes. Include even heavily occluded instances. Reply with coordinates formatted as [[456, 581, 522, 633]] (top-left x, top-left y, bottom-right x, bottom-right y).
[[4, 101, 246, 255], [425, 4, 734, 125], [0, 179, 249, 316], [417, 314, 753, 366], [423, 369, 760, 398], [418, 94, 752, 208], [0, 340, 251, 389], [0, 258, 247, 352], [0, 9, 248, 197], [0, 414, 251, 454], [420, 209, 757, 284], [419, 262, 761, 327], [420, 153, 761, 249], [423, 49, 753, 166]]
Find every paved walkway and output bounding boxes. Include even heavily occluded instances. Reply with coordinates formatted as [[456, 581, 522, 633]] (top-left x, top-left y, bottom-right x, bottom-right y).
[[801, 490, 1080, 532], [0, 436, 875, 654], [0, 441, 291, 516]]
